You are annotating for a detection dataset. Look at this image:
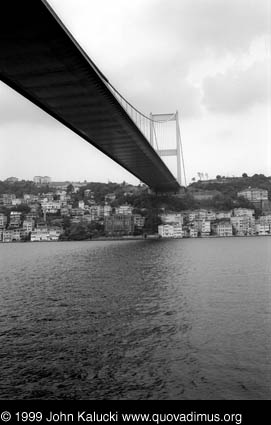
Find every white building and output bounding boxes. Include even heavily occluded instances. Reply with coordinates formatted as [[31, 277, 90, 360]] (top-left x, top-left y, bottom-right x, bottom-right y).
[[255, 223, 270, 235], [9, 211, 22, 227], [31, 228, 62, 241], [11, 198, 22, 206], [201, 220, 211, 236], [158, 224, 183, 238]]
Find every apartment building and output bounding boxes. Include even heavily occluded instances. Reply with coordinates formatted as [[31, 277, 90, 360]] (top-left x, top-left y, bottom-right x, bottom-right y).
[[2, 228, 24, 242], [31, 227, 62, 241], [0, 214, 7, 228], [158, 224, 183, 238], [230, 216, 255, 236], [23, 220, 35, 233], [105, 214, 134, 236], [9, 211, 22, 228], [212, 221, 233, 237], [238, 187, 268, 202], [41, 200, 61, 214], [255, 223, 270, 236]]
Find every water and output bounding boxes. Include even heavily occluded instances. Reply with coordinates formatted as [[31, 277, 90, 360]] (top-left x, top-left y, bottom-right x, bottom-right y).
[[0, 237, 270, 400]]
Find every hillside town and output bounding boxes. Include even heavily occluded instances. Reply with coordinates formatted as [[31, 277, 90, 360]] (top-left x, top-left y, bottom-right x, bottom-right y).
[[0, 175, 271, 242]]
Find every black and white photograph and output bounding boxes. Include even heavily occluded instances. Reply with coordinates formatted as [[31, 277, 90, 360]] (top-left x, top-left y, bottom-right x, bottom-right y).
[[0, 0, 270, 410]]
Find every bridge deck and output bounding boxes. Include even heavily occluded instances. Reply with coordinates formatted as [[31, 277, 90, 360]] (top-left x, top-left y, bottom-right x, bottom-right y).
[[0, 0, 180, 193]]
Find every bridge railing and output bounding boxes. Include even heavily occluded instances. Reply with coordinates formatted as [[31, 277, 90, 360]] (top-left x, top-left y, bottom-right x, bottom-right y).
[[106, 83, 153, 142]]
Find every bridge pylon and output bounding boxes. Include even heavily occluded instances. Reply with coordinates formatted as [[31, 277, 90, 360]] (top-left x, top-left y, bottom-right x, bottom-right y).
[[149, 111, 186, 187]]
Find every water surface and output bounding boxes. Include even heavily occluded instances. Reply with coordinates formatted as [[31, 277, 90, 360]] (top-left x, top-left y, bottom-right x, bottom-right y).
[[0, 237, 270, 399]]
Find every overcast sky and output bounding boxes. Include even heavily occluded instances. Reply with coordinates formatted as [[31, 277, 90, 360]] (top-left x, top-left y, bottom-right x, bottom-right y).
[[0, 0, 270, 184]]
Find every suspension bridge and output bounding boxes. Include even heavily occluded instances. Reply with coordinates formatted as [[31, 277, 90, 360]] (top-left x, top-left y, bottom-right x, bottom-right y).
[[0, 0, 186, 193]]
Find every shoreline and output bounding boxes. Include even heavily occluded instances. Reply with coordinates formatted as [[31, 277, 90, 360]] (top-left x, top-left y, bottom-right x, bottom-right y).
[[1, 233, 271, 243]]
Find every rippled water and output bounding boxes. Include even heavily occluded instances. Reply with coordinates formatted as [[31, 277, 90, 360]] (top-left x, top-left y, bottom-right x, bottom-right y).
[[0, 238, 270, 400]]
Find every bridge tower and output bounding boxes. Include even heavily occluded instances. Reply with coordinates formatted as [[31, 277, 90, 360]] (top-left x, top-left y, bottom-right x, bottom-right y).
[[149, 111, 186, 187]]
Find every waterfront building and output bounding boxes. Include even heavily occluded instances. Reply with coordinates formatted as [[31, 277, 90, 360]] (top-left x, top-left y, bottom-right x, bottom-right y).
[[105, 214, 134, 236], [230, 216, 255, 236], [212, 221, 233, 237], [0, 214, 7, 228], [158, 224, 183, 238], [30, 227, 62, 241], [189, 227, 198, 238], [200, 220, 211, 236], [255, 223, 270, 236], [2, 228, 24, 242]]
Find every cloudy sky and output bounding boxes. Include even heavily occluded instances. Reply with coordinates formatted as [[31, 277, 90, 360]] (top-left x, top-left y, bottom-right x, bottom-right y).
[[0, 0, 270, 184]]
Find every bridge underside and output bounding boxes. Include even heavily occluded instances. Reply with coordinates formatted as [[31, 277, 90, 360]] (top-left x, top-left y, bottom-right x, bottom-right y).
[[0, 0, 180, 193]]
